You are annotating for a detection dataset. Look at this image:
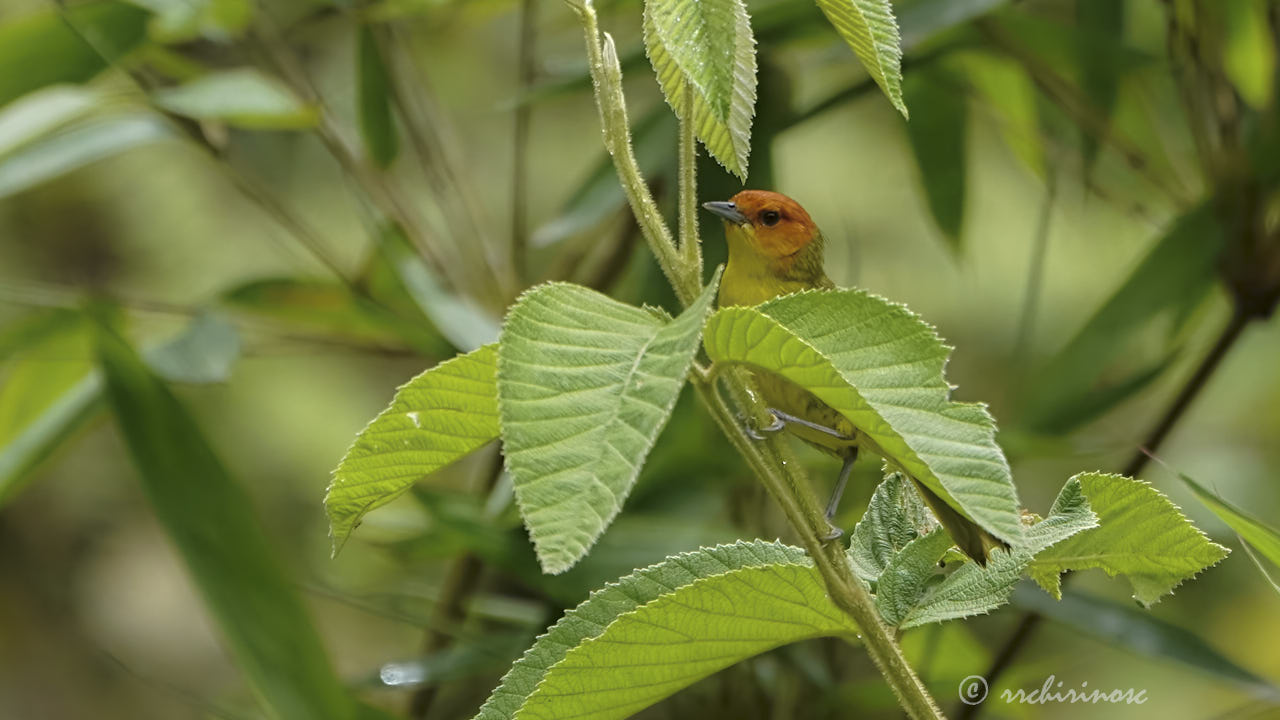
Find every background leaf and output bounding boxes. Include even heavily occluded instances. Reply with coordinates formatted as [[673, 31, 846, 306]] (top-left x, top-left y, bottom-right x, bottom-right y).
[[95, 321, 359, 720], [356, 25, 398, 168], [326, 344, 500, 553], [902, 65, 967, 246], [498, 277, 719, 574], [129, 0, 252, 43], [814, 0, 908, 118], [0, 1, 149, 108], [1012, 585, 1280, 702], [473, 541, 852, 720], [1075, 0, 1125, 171], [643, 0, 757, 178], [1176, 470, 1280, 581], [1029, 473, 1229, 606], [702, 289, 1026, 545], [0, 311, 239, 508], [375, 225, 501, 352], [1018, 204, 1224, 434], [0, 86, 97, 157], [152, 69, 318, 129], [0, 115, 174, 199]]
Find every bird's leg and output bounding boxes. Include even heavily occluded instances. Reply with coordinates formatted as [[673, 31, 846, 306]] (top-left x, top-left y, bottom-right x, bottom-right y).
[[767, 409, 849, 439], [820, 449, 858, 541]]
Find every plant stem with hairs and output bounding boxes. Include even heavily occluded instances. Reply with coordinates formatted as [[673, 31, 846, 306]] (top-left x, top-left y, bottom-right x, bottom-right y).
[[570, 2, 943, 717]]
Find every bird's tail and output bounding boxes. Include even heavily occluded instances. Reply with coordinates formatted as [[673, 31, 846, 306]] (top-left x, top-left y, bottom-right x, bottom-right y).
[[910, 478, 1008, 565]]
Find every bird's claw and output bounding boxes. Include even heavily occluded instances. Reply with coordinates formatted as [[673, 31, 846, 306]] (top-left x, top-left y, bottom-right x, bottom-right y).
[[820, 521, 844, 542], [742, 411, 785, 441]]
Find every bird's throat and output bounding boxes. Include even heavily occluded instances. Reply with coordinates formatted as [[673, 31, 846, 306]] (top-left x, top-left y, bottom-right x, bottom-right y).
[[718, 225, 829, 307]]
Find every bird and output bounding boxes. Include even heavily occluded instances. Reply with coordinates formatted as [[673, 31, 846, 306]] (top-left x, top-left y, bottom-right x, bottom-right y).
[[703, 189, 1006, 564]]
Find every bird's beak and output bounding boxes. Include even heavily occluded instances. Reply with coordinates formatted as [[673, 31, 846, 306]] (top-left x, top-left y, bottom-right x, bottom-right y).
[[702, 201, 749, 225]]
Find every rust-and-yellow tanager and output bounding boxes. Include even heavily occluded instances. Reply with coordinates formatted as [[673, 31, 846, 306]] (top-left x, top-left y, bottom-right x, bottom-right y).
[[704, 189, 1006, 564]]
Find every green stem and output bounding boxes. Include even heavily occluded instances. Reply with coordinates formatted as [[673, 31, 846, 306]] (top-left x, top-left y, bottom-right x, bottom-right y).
[[574, 2, 699, 306], [692, 377, 942, 720], [569, 3, 942, 716], [678, 83, 702, 275]]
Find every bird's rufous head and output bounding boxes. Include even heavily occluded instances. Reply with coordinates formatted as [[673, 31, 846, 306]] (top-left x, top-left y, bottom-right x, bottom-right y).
[[702, 190, 820, 259]]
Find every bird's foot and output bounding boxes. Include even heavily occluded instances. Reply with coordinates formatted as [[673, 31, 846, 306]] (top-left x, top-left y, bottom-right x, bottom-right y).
[[820, 521, 844, 542], [741, 411, 785, 441]]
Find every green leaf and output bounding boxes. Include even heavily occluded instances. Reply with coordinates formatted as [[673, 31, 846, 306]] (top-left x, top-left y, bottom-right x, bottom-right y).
[[220, 276, 446, 355], [498, 275, 720, 574], [0, 1, 149, 108], [1176, 470, 1280, 581], [847, 472, 936, 583], [94, 322, 358, 720], [814, 0, 908, 118], [0, 86, 97, 157], [896, 476, 1097, 628], [954, 50, 1043, 176], [1013, 586, 1280, 702], [472, 541, 854, 720], [1075, 0, 1124, 170], [875, 528, 954, 626], [0, 115, 174, 199], [356, 25, 398, 168], [326, 344, 500, 553], [898, 547, 1026, 629], [1030, 473, 1228, 606], [1019, 204, 1224, 434], [702, 289, 1025, 545], [847, 475, 1096, 629], [152, 69, 318, 129], [643, 0, 757, 178], [902, 65, 967, 246]]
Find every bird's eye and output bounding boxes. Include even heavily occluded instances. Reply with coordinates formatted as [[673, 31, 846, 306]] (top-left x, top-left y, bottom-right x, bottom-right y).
[[760, 210, 781, 226]]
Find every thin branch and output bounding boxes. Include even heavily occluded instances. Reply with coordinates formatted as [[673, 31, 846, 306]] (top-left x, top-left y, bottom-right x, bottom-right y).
[[677, 82, 701, 274], [572, 3, 698, 306]]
